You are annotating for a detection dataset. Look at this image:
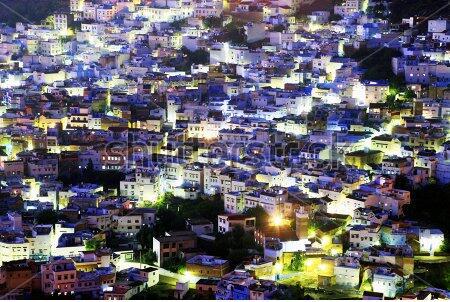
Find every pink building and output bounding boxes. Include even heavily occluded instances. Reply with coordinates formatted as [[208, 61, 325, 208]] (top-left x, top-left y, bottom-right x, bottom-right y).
[[41, 257, 77, 295]]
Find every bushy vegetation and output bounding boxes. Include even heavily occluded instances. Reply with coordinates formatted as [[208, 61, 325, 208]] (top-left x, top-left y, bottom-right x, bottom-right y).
[[0, 0, 68, 26], [219, 22, 247, 45], [171, 47, 209, 71], [350, 47, 402, 82], [203, 16, 223, 28], [85, 238, 104, 251], [210, 225, 261, 266], [135, 193, 224, 250], [243, 205, 269, 228], [36, 209, 59, 225], [389, 0, 450, 23], [404, 183, 450, 238], [272, 284, 313, 300], [169, 18, 187, 30], [58, 159, 125, 192], [288, 251, 306, 271]]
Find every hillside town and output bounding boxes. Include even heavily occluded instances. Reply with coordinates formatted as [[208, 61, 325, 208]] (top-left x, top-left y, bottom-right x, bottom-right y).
[[0, 0, 449, 299]]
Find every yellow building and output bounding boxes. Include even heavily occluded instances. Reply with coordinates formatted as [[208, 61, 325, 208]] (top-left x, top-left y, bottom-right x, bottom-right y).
[[317, 257, 336, 287], [345, 149, 384, 169], [35, 114, 68, 132], [371, 134, 401, 156]]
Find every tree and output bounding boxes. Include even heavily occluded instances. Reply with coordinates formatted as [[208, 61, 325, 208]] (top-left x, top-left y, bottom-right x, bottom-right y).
[[83, 159, 95, 183], [152, 192, 174, 208], [272, 24, 286, 32], [389, 0, 450, 24], [153, 208, 186, 236], [203, 16, 222, 28], [272, 284, 312, 299], [350, 48, 402, 82], [211, 225, 260, 265], [394, 174, 412, 191], [0, 0, 69, 26], [162, 257, 185, 273], [223, 23, 247, 45], [288, 251, 305, 271], [170, 18, 187, 30], [404, 183, 450, 239], [367, 3, 387, 18], [136, 224, 154, 250], [403, 89, 416, 101], [174, 47, 210, 71], [244, 206, 269, 228], [181, 46, 208, 63], [329, 14, 343, 22], [36, 209, 59, 225], [141, 251, 157, 265], [85, 238, 103, 251]]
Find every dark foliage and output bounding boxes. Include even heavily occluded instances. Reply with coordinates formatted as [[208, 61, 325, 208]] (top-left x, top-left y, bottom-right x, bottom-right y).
[[243, 205, 269, 228], [350, 47, 402, 82], [210, 225, 260, 266], [203, 16, 223, 28], [58, 160, 125, 192], [0, 0, 69, 26], [389, 0, 450, 23], [36, 209, 59, 225], [404, 183, 450, 237]]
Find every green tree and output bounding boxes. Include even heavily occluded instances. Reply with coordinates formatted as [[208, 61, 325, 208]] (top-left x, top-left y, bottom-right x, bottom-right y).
[[288, 251, 305, 271], [181, 47, 209, 65], [0, 0, 69, 26], [136, 224, 154, 250], [162, 257, 185, 273], [329, 14, 343, 21], [211, 225, 259, 265], [36, 209, 59, 225], [243, 206, 269, 228], [223, 23, 247, 45], [85, 238, 103, 251], [203, 16, 223, 28], [153, 208, 186, 236], [170, 18, 187, 30], [403, 89, 416, 101], [394, 174, 411, 191], [272, 24, 286, 32], [141, 251, 157, 265], [350, 48, 402, 82], [272, 284, 312, 299]]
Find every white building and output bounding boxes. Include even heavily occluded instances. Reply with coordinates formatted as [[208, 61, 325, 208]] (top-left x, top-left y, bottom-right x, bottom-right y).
[[372, 267, 403, 298], [419, 228, 444, 254], [436, 156, 450, 184], [112, 214, 143, 237], [349, 225, 380, 249], [120, 170, 161, 203], [428, 19, 450, 33], [0, 238, 30, 266], [217, 214, 256, 234], [334, 257, 360, 288]]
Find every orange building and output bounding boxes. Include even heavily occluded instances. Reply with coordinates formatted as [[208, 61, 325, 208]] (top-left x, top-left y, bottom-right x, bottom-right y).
[[41, 257, 77, 295]]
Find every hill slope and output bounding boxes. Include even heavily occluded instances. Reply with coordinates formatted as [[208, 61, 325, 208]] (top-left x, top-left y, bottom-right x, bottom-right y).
[[0, 0, 68, 26]]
